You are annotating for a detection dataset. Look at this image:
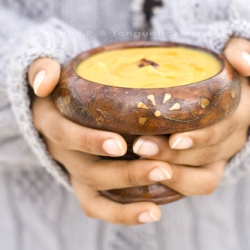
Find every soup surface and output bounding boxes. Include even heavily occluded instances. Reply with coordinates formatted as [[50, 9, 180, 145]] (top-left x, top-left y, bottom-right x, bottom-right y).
[[76, 47, 221, 88]]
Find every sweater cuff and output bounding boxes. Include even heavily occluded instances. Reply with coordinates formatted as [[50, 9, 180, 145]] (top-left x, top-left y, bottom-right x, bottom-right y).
[[7, 18, 96, 189], [152, 13, 250, 53]]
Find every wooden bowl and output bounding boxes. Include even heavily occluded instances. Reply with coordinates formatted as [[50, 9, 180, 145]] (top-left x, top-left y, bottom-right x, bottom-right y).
[[53, 41, 240, 205]]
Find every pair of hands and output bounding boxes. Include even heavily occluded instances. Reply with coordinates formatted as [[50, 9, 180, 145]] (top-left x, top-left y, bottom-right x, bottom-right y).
[[28, 38, 250, 225]]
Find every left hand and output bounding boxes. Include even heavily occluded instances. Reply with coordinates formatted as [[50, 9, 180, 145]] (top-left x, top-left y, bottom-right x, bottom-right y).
[[132, 37, 250, 196], [28, 58, 168, 225]]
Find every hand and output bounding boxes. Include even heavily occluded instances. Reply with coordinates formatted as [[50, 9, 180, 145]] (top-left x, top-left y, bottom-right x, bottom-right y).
[[132, 38, 250, 196], [28, 58, 174, 225]]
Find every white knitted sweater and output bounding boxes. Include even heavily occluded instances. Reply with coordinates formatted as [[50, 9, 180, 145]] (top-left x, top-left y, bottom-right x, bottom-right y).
[[1, 0, 250, 249]]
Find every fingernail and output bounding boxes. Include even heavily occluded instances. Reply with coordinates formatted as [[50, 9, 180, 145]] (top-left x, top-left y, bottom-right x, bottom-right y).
[[138, 211, 159, 223], [102, 139, 124, 156], [149, 167, 172, 181], [241, 51, 250, 67], [133, 138, 159, 156], [171, 137, 193, 149], [33, 70, 46, 94]]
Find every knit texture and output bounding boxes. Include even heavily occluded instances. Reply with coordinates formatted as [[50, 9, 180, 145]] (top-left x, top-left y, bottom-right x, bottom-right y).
[[7, 17, 95, 189], [1, 0, 250, 249]]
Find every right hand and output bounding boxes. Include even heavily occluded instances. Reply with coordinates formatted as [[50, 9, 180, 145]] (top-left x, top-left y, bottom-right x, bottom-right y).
[[28, 58, 173, 225]]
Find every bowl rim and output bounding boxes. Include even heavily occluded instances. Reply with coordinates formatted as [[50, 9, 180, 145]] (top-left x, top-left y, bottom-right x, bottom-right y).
[[70, 40, 226, 90]]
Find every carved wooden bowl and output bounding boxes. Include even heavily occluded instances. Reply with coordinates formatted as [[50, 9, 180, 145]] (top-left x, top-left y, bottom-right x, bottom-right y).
[[53, 41, 240, 205]]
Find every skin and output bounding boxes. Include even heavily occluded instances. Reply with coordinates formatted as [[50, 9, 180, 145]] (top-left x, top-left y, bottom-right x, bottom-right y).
[[28, 38, 250, 225]]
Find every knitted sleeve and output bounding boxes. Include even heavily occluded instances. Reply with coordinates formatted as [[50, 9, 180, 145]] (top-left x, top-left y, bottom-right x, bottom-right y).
[[151, 4, 250, 186], [0, 6, 96, 189]]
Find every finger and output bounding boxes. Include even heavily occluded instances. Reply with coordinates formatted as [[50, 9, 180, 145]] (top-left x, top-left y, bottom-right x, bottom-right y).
[[167, 77, 250, 150], [33, 96, 127, 156], [47, 139, 172, 190], [168, 116, 236, 150], [28, 57, 61, 97], [71, 178, 161, 225], [73, 158, 173, 190], [161, 160, 226, 196], [224, 37, 250, 76], [132, 127, 247, 166]]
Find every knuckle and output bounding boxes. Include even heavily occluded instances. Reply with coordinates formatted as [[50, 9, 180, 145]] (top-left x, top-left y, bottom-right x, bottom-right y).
[[167, 149, 180, 163], [199, 174, 220, 195], [49, 122, 66, 147], [169, 169, 184, 187], [124, 168, 141, 187], [81, 205, 95, 218], [221, 120, 237, 142], [200, 129, 214, 147], [196, 147, 218, 166], [114, 210, 128, 224], [227, 119, 237, 134], [195, 152, 209, 166], [79, 170, 99, 190], [77, 132, 94, 153]]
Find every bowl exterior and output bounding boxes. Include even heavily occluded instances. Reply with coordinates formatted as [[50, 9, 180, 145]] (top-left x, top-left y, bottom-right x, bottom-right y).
[[54, 41, 240, 135]]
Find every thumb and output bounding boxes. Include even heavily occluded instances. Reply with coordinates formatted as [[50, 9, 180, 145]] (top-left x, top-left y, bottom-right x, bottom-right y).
[[28, 57, 61, 97], [224, 37, 250, 77]]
